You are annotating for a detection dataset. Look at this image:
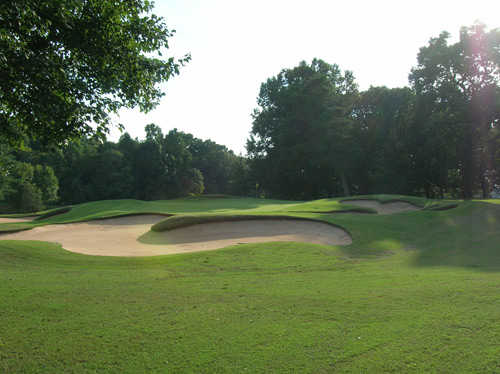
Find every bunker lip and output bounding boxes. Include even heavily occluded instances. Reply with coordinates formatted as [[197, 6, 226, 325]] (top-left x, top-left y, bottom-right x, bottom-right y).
[[340, 199, 420, 214], [0, 214, 352, 257]]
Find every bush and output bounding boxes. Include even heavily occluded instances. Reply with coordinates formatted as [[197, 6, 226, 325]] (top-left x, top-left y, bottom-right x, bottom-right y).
[[180, 168, 205, 196], [16, 182, 44, 213]]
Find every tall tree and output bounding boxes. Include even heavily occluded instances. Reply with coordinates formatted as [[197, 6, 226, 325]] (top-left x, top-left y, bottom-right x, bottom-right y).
[[351, 87, 416, 195], [247, 59, 358, 199], [410, 24, 500, 198], [33, 165, 59, 203], [1, 0, 189, 145]]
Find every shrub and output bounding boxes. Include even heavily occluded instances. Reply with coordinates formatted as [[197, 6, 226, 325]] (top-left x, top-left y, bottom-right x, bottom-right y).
[[16, 182, 44, 213]]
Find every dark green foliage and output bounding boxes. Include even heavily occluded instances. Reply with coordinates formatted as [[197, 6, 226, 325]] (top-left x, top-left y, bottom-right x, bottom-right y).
[[15, 182, 44, 212], [350, 86, 416, 195], [247, 24, 499, 200], [0, 143, 15, 200], [409, 23, 500, 198], [248, 59, 358, 200], [3, 161, 58, 212], [3, 125, 249, 206], [33, 164, 59, 203], [0, 0, 189, 144], [181, 168, 205, 195]]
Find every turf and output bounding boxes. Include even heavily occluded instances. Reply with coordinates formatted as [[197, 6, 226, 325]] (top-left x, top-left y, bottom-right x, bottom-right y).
[[149, 213, 344, 232], [0, 195, 453, 233], [1, 196, 500, 372]]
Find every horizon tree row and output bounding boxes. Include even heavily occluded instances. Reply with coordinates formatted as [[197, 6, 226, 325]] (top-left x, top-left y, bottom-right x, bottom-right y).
[[247, 23, 500, 200], [0, 125, 253, 211]]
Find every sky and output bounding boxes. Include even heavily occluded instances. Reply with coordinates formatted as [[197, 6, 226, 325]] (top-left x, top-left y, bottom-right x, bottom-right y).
[[109, 0, 500, 154]]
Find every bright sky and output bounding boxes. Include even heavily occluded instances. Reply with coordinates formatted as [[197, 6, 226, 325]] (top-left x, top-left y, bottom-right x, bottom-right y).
[[109, 0, 500, 154]]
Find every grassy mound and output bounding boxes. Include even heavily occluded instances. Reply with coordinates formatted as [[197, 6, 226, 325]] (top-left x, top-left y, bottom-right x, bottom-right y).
[[341, 194, 460, 210], [32, 206, 73, 221], [150, 213, 343, 232]]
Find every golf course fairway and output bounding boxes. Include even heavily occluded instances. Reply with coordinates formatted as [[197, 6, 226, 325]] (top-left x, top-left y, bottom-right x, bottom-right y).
[[1, 195, 499, 373]]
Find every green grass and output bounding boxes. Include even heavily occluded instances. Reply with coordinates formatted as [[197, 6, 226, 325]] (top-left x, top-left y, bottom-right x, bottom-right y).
[[149, 213, 347, 232], [478, 198, 500, 205], [0, 196, 380, 233], [2, 196, 500, 372], [340, 194, 459, 209]]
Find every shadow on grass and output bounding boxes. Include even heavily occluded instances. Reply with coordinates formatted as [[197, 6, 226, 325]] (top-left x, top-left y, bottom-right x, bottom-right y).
[[409, 202, 500, 271], [320, 202, 500, 271]]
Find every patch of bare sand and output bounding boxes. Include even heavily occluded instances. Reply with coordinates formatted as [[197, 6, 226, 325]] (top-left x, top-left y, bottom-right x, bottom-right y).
[[0, 217, 35, 223], [0, 215, 352, 257], [341, 200, 419, 214]]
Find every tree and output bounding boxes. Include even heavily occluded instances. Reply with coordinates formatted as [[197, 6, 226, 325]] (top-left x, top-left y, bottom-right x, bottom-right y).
[[247, 59, 358, 199], [5, 162, 44, 212], [16, 183, 44, 213], [351, 87, 416, 195], [33, 164, 59, 203], [0, 142, 15, 201], [189, 138, 236, 194], [410, 24, 500, 198], [0, 0, 189, 145], [180, 168, 205, 195]]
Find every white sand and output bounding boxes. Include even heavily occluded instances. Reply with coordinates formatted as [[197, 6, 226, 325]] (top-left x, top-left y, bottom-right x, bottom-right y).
[[0, 215, 352, 257]]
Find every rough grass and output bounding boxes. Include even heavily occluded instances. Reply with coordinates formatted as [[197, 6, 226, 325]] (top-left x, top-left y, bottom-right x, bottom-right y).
[[3, 196, 500, 372]]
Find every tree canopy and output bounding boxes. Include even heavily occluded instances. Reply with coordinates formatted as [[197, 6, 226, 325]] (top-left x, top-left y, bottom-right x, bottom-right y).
[[0, 124, 252, 211], [247, 59, 358, 199], [246, 24, 499, 200], [0, 0, 189, 144], [409, 23, 500, 198]]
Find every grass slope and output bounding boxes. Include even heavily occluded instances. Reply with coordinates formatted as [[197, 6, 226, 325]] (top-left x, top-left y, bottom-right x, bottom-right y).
[[2, 196, 499, 373], [0, 197, 368, 232], [0, 194, 454, 233]]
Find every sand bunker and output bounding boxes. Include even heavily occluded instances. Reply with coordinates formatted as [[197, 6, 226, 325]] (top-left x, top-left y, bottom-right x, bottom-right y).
[[0, 215, 351, 257], [0, 217, 34, 223], [341, 200, 419, 214]]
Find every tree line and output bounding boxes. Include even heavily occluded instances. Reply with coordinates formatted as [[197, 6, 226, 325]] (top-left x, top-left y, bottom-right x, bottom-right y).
[[248, 24, 500, 200], [0, 125, 253, 212], [1, 4, 499, 210]]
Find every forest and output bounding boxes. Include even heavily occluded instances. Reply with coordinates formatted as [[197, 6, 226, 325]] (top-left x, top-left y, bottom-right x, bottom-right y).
[[0, 125, 252, 212], [1, 8, 499, 212]]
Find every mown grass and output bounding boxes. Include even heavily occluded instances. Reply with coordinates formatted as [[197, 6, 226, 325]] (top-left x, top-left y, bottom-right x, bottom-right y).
[[0, 194, 455, 233], [150, 213, 345, 232], [2, 196, 500, 372], [0, 197, 374, 233], [340, 194, 460, 209]]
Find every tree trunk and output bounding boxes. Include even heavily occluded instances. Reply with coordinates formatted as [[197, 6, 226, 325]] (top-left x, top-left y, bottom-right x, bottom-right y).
[[340, 172, 350, 197], [462, 124, 475, 199]]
